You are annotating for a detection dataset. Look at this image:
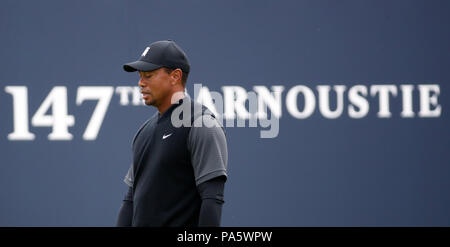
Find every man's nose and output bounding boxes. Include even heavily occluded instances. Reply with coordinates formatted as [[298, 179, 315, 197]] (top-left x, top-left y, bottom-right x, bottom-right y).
[[138, 78, 145, 87]]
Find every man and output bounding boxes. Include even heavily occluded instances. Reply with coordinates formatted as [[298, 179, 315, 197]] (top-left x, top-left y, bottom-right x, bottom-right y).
[[116, 40, 228, 227]]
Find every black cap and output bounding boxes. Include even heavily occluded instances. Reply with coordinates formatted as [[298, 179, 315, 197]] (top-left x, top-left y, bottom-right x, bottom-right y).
[[123, 40, 190, 73]]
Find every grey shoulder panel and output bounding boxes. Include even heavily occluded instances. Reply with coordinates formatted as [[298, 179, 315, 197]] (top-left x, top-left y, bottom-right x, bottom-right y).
[[188, 114, 228, 186]]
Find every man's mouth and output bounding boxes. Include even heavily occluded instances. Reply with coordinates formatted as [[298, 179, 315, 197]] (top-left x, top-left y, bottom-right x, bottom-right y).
[[141, 91, 151, 99]]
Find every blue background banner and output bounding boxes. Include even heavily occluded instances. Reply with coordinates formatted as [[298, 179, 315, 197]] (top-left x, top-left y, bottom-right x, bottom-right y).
[[0, 0, 449, 226]]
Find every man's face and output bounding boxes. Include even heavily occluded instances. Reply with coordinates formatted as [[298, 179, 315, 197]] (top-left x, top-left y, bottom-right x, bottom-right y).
[[138, 68, 172, 106]]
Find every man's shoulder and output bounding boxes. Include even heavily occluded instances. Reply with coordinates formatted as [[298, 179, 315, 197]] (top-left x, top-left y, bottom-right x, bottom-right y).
[[140, 111, 159, 129], [178, 96, 217, 123], [189, 101, 225, 136], [189, 99, 218, 121], [132, 112, 159, 145]]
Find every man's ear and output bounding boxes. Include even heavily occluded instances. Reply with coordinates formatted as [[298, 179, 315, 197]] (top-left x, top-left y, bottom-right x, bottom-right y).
[[170, 69, 183, 86]]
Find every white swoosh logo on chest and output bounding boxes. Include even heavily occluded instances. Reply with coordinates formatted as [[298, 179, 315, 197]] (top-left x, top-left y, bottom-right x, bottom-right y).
[[162, 133, 172, 139]]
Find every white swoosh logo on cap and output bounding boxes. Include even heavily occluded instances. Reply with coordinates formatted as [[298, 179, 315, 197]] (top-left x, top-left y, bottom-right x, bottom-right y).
[[162, 133, 172, 139], [141, 47, 150, 56]]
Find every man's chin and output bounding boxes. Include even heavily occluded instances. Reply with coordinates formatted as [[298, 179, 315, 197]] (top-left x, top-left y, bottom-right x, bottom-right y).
[[144, 99, 156, 106]]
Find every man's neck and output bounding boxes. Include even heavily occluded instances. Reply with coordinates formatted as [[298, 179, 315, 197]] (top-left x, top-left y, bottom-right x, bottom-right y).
[[157, 90, 185, 114]]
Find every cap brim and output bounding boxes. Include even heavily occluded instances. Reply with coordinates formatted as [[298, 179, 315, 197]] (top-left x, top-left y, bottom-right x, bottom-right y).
[[123, 60, 163, 72]]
